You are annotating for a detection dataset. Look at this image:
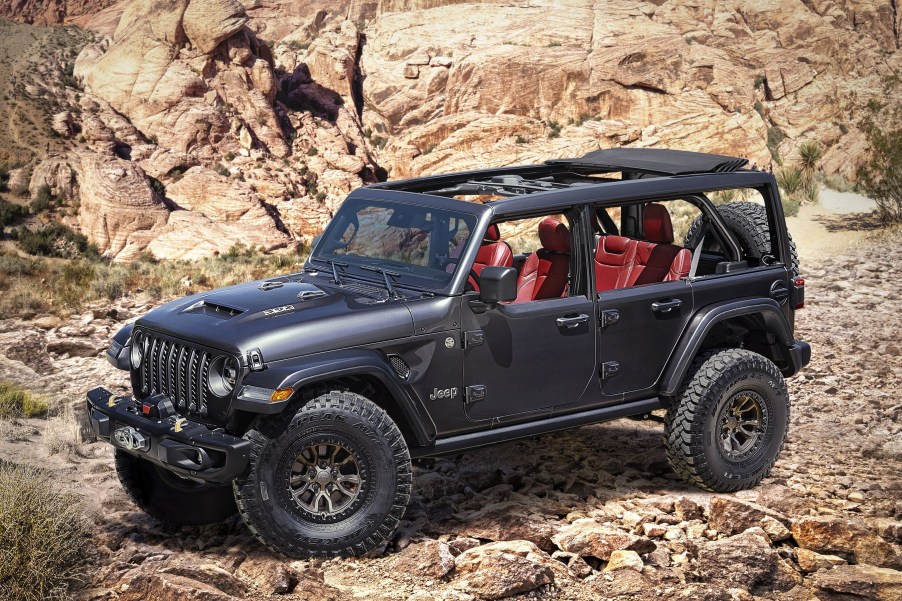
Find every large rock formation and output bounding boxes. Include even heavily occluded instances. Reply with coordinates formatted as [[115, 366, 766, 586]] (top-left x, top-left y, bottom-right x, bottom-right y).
[[75, 0, 287, 159], [358, 0, 901, 179]]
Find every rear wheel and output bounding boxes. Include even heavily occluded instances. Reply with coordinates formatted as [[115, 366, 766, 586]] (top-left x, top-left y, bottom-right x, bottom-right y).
[[233, 391, 411, 558], [115, 449, 237, 525], [663, 348, 789, 492]]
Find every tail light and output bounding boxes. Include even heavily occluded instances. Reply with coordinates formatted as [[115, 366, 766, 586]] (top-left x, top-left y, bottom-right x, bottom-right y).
[[792, 277, 805, 309]]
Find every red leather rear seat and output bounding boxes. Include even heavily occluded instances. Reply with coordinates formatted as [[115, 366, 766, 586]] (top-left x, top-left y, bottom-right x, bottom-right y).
[[594, 204, 691, 292], [627, 203, 691, 286], [594, 235, 637, 291], [514, 218, 571, 302]]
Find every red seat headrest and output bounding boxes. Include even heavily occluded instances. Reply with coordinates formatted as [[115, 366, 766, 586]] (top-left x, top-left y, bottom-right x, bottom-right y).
[[538, 217, 570, 253], [643, 203, 674, 244], [484, 224, 501, 242]]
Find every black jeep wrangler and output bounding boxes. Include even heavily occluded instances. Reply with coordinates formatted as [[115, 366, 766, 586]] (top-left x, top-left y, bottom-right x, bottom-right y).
[[88, 148, 810, 557]]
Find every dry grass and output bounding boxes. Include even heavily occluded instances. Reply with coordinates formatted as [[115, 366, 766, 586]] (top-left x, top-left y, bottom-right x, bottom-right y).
[[43, 404, 78, 456], [0, 464, 90, 601], [0, 380, 49, 418], [0, 243, 309, 318]]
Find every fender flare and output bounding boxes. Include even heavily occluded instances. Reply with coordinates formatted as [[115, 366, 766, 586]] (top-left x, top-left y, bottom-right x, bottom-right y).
[[659, 298, 793, 397], [237, 349, 435, 446]]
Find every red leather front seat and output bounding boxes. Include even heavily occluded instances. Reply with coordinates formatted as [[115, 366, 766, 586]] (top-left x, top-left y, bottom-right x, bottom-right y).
[[627, 203, 691, 286], [470, 224, 513, 290], [514, 218, 571, 302], [594, 235, 637, 292]]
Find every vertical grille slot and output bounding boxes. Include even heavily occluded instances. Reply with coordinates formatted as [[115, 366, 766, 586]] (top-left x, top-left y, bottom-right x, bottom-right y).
[[136, 330, 219, 417]]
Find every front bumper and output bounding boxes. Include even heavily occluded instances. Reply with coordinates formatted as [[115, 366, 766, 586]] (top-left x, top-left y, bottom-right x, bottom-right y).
[[86, 386, 250, 483]]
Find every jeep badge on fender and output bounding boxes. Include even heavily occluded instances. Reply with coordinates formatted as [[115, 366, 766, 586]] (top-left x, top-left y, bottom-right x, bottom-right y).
[[87, 148, 810, 558]]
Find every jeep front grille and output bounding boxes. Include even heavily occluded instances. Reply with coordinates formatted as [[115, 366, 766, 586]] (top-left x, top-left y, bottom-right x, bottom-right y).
[[135, 330, 218, 416]]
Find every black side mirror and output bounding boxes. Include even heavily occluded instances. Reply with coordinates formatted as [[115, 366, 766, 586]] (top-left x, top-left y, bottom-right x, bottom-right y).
[[479, 266, 518, 304]]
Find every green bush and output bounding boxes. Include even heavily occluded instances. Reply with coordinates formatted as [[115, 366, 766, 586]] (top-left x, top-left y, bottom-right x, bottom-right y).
[[798, 140, 823, 173], [30, 184, 54, 213], [776, 166, 803, 195], [0, 196, 27, 226], [17, 223, 99, 259], [0, 166, 8, 192], [0, 381, 49, 418], [782, 197, 801, 218], [0, 464, 89, 601], [858, 73, 902, 223]]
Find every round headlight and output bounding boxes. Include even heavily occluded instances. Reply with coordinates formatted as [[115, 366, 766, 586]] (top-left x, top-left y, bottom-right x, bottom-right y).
[[209, 356, 239, 397], [130, 332, 144, 369]]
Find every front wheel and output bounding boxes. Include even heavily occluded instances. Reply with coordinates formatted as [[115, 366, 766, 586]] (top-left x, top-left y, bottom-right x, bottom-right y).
[[663, 348, 789, 492], [234, 391, 412, 558]]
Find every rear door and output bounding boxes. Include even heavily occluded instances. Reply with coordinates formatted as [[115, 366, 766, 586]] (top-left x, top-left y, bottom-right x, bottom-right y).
[[595, 280, 694, 400]]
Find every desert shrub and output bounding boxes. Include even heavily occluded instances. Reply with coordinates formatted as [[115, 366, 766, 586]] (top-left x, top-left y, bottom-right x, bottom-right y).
[[0, 196, 27, 226], [858, 73, 902, 223], [798, 140, 823, 173], [214, 163, 230, 177], [0, 464, 89, 601], [515, 135, 527, 144], [0, 166, 8, 192], [0, 381, 49, 418], [781, 197, 801, 217], [546, 120, 562, 139], [776, 166, 803, 195], [17, 223, 98, 259], [30, 184, 54, 213], [711, 189, 737, 205]]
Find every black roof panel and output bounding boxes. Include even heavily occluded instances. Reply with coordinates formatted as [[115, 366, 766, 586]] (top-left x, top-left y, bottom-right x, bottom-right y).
[[547, 148, 748, 175]]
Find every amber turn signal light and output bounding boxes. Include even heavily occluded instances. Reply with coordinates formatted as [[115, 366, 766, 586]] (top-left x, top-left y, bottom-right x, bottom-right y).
[[270, 388, 293, 402]]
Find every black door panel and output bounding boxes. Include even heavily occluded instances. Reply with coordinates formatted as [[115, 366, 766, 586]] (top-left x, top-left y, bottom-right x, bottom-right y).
[[462, 295, 597, 420], [596, 280, 694, 398]]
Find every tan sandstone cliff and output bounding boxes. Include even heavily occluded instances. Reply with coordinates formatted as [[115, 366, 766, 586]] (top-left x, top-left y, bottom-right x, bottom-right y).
[[7, 0, 901, 258]]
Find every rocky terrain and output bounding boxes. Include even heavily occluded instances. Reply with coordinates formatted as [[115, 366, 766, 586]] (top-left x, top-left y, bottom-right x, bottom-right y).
[[0, 0, 900, 260], [0, 226, 900, 599]]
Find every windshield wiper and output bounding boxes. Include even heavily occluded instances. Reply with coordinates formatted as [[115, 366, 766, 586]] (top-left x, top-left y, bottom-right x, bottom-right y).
[[308, 258, 348, 285], [360, 265, 402, 298]]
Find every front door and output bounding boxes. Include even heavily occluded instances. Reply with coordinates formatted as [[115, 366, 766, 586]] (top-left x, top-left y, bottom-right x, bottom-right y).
[[461, 295, 598, 420], [595, 280, 694, 399]]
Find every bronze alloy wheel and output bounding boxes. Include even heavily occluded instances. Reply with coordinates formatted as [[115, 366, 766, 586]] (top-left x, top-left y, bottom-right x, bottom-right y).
[[716, 390, 769, 462], [288, 441, 363, 521]]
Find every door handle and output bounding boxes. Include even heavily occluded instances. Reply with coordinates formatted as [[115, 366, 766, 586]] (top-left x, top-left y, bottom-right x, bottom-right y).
[[651, 299, 682, 313], [556, 314, 589, 328]]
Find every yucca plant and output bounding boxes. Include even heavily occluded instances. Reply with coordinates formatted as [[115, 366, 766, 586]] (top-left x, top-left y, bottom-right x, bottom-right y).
[[776, 166, 803, 196], [798, 140, 823, 173]]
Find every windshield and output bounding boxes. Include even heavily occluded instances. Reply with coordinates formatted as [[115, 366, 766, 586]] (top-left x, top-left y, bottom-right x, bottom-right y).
[[310, 198, 479, 290]]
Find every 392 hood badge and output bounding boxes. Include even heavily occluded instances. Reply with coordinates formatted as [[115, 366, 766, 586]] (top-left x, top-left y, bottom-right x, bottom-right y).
[[263, 304, 295, 316]]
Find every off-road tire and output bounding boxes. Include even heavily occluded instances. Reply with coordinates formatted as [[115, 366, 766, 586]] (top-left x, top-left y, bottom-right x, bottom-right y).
[[663, 348, 789, 492], [685, 201, 799, 276], [233, 391, 412, 558], [115, 449, 238, 525]]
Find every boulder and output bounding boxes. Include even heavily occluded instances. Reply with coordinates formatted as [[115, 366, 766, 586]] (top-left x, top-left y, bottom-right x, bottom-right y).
[[391, 539, 455, 580], [452, 501, 561, 550], [696, 527, 799, 592], [796, 548, 848, 574], [28, 155, 79, 200], [708, 496, 792, 541], [811, 564, 902, 601], [551, 518, 655, 561], [455, 541, 554, 600], [604, 549, 644, 573], [791, 516, 902, 569], [76, 154, 169, 260]]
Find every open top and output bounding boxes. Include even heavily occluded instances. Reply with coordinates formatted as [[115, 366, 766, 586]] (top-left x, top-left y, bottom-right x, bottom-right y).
[[370, 147, 751, 200]]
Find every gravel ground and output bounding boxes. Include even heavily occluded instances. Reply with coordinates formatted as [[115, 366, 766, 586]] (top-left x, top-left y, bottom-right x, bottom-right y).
[[0, 233, 900, 600]]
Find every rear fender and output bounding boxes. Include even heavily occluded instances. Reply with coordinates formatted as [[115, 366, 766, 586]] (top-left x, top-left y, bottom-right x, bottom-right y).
[[659, 298, 796, 396]]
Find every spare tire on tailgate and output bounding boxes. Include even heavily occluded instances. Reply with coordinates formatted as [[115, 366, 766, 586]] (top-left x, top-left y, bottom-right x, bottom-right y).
[[684, 201, 799, 277]]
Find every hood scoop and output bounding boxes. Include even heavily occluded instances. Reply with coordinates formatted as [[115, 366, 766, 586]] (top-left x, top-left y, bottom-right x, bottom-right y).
[[182, 299, 245, 318], [295, 282, 327, 301]]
